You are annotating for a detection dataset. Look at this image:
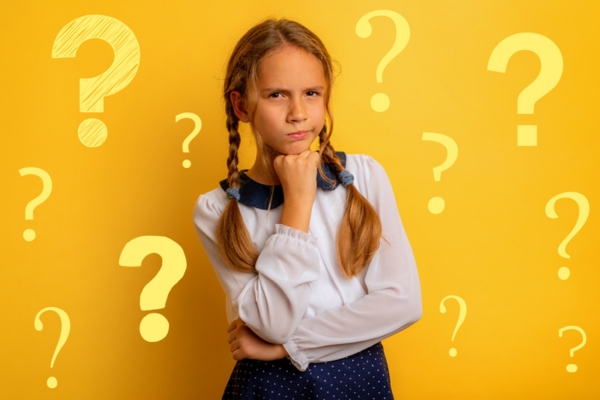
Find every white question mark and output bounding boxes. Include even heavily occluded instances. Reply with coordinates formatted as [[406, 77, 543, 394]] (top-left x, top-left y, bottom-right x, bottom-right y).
[[176, 112, 202, 168], [422, 133, 458, 214], [34, 307, 70, 389], [19, 167, 52, 242], [558, 326, 586, 373], [52, 15, 141, 147], [356, 10, 410, 112], [440, 295, 467, 357], [545, 192, 589, 280], [119, 236, 187, 342], [488, 32, 563, 146]]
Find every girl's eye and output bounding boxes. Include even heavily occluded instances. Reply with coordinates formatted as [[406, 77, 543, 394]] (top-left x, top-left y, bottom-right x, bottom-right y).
[[269, 92, 282, 98], [306, 91, 320, 97]]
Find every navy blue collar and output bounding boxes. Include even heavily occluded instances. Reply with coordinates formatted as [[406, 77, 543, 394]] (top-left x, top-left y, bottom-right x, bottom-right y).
[[220, 152, 347, 210]]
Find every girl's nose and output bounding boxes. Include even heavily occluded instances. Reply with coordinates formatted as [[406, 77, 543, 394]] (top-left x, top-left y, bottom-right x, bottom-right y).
[[288, 98, 307, 122]]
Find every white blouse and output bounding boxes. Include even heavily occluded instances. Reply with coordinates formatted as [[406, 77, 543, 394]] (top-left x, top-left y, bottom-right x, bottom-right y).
[[193, 154, 422, 371]]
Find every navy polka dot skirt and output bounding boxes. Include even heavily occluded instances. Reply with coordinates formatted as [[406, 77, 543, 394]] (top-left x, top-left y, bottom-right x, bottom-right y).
[[222, 342, 394, 399]]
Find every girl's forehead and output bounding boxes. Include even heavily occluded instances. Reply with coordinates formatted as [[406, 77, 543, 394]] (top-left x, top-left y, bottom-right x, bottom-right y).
[[257, 45, 324, 82]]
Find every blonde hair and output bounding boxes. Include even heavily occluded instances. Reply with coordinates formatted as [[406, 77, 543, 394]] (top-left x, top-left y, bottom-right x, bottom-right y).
[[217, 18, 382, 277]]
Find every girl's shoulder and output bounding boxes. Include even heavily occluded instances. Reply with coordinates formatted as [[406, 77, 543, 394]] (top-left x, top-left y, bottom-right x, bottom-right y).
[[194, 186, 227, 222], [344, 153, 388, 180]]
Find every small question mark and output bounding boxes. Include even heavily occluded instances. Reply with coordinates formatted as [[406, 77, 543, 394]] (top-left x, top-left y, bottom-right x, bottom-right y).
[[488, 32, 563, 146], [119, 236, 187, 342], [545, 192, 589, 280], [52, 15, 141, 147], [422, 133, 458, 214], [19, 167, 52, 241], [558, 326, 586, 373], [34, 307, 70, 389], [356, 10, 410, 112], [440, 295, 467, 357], [175, 112, 202, 168]]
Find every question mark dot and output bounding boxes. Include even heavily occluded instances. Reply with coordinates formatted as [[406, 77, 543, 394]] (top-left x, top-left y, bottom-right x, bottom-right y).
[[558, 267, 570, 280], [566, 364, 578, 373], [428, 197, 445, 214], [449, 348, 457, 357], [517, 125, 537, 147], [182, 159, 191, 168], [23, 229, 36, 241], [78, 118, 108, 148], [47, 376, 58, 389], [370, 93, 390, 112], [140, 313, 169, 342]]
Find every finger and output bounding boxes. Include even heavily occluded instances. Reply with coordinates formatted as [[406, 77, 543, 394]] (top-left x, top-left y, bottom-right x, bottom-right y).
[[226, 318, 241, 334]]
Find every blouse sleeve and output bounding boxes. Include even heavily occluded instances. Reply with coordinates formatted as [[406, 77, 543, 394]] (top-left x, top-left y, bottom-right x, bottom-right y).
[[283, 156, 422, 371], [193, 192, 321, 344]]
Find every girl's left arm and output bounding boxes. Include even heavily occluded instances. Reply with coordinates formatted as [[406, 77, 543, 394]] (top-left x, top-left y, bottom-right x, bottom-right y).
[[283, 155, 423, 371]]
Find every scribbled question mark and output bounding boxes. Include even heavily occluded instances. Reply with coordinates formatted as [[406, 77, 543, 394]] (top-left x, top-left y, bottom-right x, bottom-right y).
[[356, 10, 410, 112], [422, 133, 458, 214], [440, 295, 467, 357], [175, 112, 202, 168], [558, 326, 586, 373], [19, 167, 52, 242], [488, 32, 563, 146], [52, 15, 140, 147], [545, 192, 589, 280], [119, 236, 187, 342], [34, 307, 70, 389]]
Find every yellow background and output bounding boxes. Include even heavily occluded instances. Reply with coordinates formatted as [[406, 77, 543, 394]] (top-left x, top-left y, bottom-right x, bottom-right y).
[[2, 0, 599, 398]]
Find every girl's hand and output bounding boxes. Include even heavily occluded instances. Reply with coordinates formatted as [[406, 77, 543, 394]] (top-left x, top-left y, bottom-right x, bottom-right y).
[[227, 318, 288, 361], [273, 150, 320, 233]]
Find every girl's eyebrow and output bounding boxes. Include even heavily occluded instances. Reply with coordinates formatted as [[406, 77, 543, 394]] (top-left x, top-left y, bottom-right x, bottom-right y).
[[260, 86, 325, 93]]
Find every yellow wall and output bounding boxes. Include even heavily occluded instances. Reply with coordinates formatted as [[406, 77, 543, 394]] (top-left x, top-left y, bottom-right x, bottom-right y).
[[2, 1, 598, 398]]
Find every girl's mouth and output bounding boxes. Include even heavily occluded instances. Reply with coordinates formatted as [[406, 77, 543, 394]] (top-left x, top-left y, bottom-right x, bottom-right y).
[[287, 130, 309, 140]]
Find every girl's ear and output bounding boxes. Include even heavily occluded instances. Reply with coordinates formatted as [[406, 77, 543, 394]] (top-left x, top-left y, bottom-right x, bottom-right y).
[[230, 91, 250, 123]]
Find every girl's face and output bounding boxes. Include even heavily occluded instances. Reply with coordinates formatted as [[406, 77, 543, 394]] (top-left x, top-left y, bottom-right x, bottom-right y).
[[249, 45, 326, 157]]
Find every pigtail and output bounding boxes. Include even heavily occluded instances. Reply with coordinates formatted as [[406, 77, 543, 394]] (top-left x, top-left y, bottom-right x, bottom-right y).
[[319, 128, 383, 277], [216, 110, 259, 272]]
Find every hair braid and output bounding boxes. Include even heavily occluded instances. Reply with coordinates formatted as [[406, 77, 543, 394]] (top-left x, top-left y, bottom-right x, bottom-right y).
[[216, 111, 259, 272], [319, 127, 382, 277]]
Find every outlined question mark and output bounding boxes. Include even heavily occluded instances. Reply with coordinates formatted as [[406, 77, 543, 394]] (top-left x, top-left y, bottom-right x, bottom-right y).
[[545, 192, 589, 280], [19, 167, 52, 242], [440, 295, 467, 357], [175, 112, 202, 168], [34, 307, 70, 389], [52, 15, 140, 147], [488, 32, 563, 146], [356, 10, 410, 112], [558, 326, 586, 373], [422, 133, 458, 214], [119, 236, 186, 342]]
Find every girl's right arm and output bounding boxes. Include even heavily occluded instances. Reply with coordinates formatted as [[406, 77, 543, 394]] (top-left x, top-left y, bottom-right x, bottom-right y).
[[194, 190, 321, 345]]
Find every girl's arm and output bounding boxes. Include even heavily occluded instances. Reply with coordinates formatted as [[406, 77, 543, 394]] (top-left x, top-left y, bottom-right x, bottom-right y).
[[281, 155, 422, 371], [194, 192, 321, 345]]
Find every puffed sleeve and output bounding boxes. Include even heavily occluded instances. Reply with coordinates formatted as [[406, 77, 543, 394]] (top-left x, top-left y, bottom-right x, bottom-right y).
[[283, 155, 422, 371], [193, 190, 321, 344]]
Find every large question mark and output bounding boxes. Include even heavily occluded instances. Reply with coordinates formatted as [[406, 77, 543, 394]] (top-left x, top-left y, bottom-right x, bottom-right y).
[[175, 112, 202, 168], [558, 326, 586, 373], [422, 133, 458, 214], [119, 236, 186, 342], [488, 32, 563, 146], [440, 295, 467, 357], [52, 15, 140, 147], [545, 192, 589, 280], [356, 10, 410, 112], [19, 167, 52, 242], [34, 307, 70, 389]]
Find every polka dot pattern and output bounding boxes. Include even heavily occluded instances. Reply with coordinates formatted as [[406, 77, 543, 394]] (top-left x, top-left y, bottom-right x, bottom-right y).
[[222, 342, 394, 399]]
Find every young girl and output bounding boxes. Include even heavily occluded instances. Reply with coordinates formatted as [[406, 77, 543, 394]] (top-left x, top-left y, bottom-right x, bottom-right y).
[[194, 18, 421, 399]]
